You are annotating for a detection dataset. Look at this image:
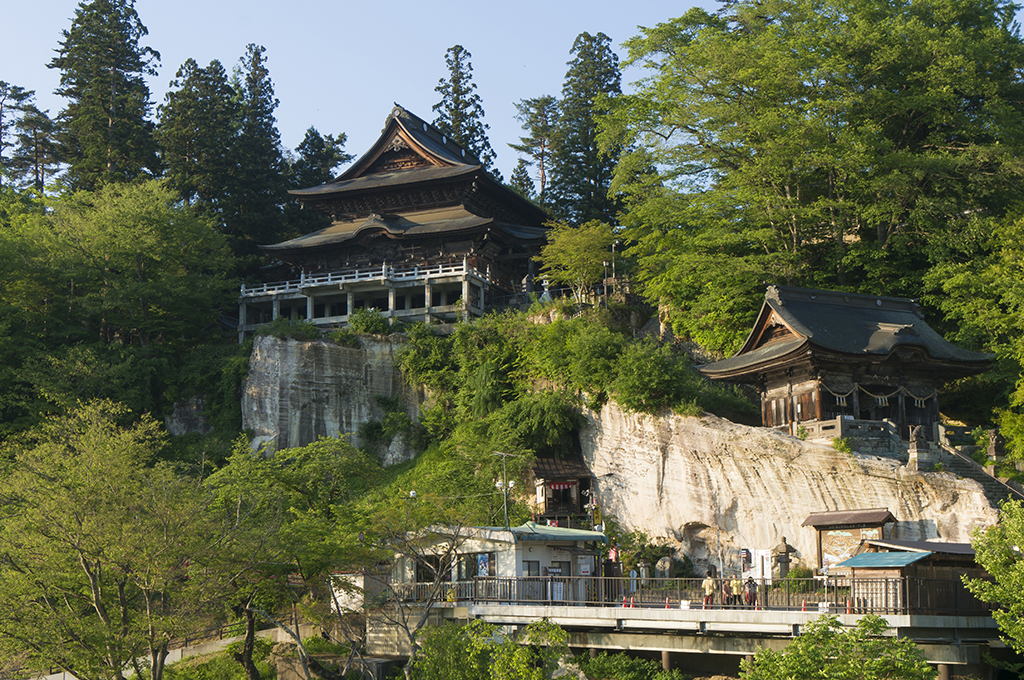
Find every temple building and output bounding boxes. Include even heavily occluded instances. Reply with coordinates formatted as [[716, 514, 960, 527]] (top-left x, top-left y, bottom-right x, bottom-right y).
[[237, 105, 550, 339], [698, 286, 991, 440]]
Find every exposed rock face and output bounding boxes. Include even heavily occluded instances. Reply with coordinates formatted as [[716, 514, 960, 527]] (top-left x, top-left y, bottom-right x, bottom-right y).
[[242, 335, 418, 459], [580, 402, 999, 573], [164, 396, 211, 436]]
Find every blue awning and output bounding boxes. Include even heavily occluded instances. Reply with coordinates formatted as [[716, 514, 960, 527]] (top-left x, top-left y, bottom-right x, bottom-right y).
[[836, 551, 932, 568]]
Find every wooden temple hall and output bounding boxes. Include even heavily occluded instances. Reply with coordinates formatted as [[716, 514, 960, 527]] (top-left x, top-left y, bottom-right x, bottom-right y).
[[237, 106, 550, 339], [698, 286, 991, 440]]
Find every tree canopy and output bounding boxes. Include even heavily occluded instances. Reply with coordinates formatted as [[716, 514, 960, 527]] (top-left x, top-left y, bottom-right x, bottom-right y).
[[600, 0, 1024, 354], [432, 45, 499, 177]]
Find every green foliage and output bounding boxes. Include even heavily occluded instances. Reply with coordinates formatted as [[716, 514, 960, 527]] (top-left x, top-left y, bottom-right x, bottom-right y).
[[165, 642, 274, 680], [575, 651, 686, 680], [536, 220, 616, 304], [348, 307, 392, 335], [412, 620, 570, 680], [966, 498, 1024, 654], [510, 94, 558, 200], [49, 0, 160, 190], [781, 565, 815, 593], [548, 32, 622, 224], [603, 0, 1024, 356], [832, 437, 852, 453], [611, 339, 691, 414], [328, 327, 361, 348], [796, 426, 808, 441], [740, 615, 935, 680], [432, 45, 498, 176], [0, 401, 217, 679], [256, 316, 322, 341]]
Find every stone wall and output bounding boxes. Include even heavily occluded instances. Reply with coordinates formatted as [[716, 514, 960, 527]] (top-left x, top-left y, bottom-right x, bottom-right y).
[[580, 402, 999, 574], [242, 335, 419, 462]]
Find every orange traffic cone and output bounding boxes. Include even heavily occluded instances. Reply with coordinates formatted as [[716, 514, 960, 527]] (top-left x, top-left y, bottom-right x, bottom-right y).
[[802, 599, 806, 612], [622, 596, 628, 608], [666, 597, 671, 609], [630, 596, 635, 608]]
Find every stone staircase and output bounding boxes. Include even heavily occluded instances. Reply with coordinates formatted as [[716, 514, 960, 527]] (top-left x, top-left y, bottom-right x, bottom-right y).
[[935, 444, 1024, 503]]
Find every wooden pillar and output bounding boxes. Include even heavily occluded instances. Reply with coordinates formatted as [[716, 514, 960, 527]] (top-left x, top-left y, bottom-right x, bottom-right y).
[[272, 298, 280, 321], [346, 291, 354, 319], [387, 286, 396, 319], [852, 383, 860, 419], [306, 295, 314, 321]]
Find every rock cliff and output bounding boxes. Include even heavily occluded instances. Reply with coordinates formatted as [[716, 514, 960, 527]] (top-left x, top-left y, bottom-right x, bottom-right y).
[[580, 402, 999, 572], [242, 335, 418, 463]]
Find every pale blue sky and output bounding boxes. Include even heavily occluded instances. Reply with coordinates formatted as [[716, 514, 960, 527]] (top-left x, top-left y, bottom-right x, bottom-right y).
[[4, 0, 717, 183]]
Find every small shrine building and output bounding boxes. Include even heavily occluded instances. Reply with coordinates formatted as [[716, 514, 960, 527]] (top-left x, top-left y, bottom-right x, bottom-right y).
[[237, 105, 550, 338], [698, 286, 991, 439]]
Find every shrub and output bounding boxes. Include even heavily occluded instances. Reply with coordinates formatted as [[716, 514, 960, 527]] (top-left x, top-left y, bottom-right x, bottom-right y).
[[255, 316, 321, 341], [832, 436, 852, 453], [328, 327, 361, 348], [348, 307, 391, 335]]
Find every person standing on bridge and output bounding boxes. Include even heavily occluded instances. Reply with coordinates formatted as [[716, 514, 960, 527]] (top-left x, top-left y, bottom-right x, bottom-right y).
[[743, 576, 758, 609], [702, 573, 716, 608], [730, 574, 742, 606]]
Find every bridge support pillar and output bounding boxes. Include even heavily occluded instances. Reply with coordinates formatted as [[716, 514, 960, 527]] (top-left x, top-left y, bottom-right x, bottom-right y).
[[589, 649, 598, 659], [937, 664, 950, 680], [662, 650, 671, 671]]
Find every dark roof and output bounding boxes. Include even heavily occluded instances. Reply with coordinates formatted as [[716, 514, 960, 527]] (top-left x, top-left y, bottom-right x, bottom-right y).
[[802, 508, 896, 527], [261, 205, 549, 253], [864, 539, 975, 556], [700, 286, 991, 378], [532, 453, 591, 480], [289, 164, 479, 198], [837, 552, 932, 568]]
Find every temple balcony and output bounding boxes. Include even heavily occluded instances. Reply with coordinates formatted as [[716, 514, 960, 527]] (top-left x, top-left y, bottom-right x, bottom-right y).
[[237, 258, 510, 340]]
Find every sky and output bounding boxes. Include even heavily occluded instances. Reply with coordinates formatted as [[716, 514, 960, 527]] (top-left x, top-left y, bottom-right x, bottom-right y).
[[4, 0, 719, 183]]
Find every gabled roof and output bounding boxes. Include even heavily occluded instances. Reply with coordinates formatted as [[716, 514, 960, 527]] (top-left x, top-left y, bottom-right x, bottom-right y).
[[699, 286, 991, 379], [837, 551, 932, 568], [802, 508, 896, 528]]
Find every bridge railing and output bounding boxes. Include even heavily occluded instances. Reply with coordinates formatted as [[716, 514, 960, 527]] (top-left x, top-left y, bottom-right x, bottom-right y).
[[457, 576, 992, 617]]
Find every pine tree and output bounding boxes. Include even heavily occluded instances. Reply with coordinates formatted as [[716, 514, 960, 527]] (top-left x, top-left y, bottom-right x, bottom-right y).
[[547, 32, 622, 224], [0, 82, 35, 185], [10, 105, 60, 192], [509, 94, 558, 200], [221, 44, 288, 269], [48, 0, 160, 190], [283, 126, 353, 235], [156, 58, 239, 208], [432, 45, 500, 178], [509, 158, 535, 199]]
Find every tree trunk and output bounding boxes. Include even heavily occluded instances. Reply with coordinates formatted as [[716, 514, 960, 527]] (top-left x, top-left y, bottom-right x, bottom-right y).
[[232, 609, 262, 680]]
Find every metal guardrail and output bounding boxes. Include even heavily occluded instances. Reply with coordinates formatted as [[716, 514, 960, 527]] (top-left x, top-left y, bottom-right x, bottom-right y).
[[388, 576, 993, 617], [239, 261, 489, 299]]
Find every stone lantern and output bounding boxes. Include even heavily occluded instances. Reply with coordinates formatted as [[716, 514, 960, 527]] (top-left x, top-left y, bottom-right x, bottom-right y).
[[773, 537, 796, 578]]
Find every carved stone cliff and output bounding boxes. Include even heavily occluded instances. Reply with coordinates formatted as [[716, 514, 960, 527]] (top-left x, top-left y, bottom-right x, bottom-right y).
[[580, 402, 999, 573], [242, 335, 418, 463]]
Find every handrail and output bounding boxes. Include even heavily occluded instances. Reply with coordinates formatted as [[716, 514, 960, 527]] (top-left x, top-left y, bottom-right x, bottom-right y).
[[239, 260, 489, 299], [383, 575, 993, 618]]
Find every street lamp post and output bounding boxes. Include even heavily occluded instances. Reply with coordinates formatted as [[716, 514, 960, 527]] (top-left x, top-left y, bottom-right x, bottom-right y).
[[493, 451, 518, 530]]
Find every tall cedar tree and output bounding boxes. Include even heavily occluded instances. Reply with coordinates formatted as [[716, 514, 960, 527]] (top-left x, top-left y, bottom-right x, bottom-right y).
[[156, 59, 239, 209], [509, 94, 558, 200], [509, 158, 535, 199], [221, 44, 288, 271], [547, 33, 622, 224], [11, 105, 60, 192], [432, 45, 500, 178], [282, 126, 354, 235], [0, 83, 34, 185], [48, 0, 160, 190]]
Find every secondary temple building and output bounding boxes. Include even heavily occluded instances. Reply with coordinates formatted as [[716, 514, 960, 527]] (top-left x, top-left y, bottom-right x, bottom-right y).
[[698, 286, 991, 440], [237, 105, 550, 338]]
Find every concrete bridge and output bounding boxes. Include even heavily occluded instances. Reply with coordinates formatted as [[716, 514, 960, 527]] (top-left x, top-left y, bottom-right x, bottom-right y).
[[368, 575, 1007, 680]]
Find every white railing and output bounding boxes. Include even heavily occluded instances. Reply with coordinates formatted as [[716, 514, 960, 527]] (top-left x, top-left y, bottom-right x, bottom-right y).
[[240, 260, 486, 298]]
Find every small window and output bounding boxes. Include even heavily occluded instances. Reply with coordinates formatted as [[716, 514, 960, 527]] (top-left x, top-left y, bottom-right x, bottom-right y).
[[523, 560, 540, 577]]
